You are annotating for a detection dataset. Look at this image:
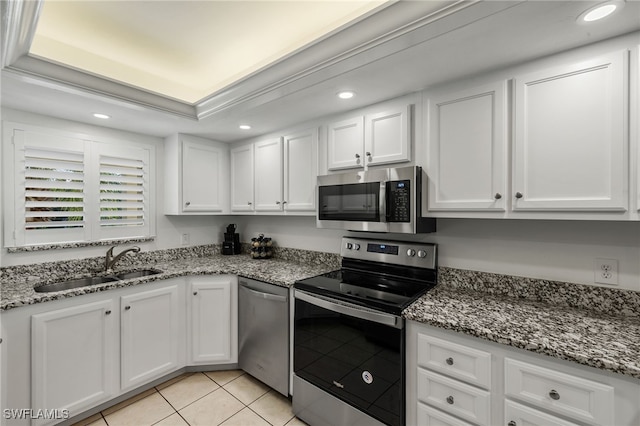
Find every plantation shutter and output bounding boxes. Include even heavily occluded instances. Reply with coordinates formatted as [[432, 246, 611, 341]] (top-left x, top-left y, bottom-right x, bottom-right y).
[[94, 143, 151, 240], [12, 129, 90, 245]]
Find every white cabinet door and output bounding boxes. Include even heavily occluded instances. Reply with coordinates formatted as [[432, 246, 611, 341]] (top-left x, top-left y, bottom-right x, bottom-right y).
[[365, 104, 411, 166], [284, 128, 318, 211], [121, 285, 180, 390], [254, 138, 284, 211], [230, 144, 255, 211], [513, 51, 627, 212], [189, 275, 238, 364], [32, 300, 117, 425], [182, 140, 224, 212], [327, 116, 364, 170], [427, 82, 507, 211]]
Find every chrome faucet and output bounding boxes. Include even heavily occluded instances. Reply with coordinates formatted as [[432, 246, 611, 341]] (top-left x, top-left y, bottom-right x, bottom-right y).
[[105, 245, 141, 271]]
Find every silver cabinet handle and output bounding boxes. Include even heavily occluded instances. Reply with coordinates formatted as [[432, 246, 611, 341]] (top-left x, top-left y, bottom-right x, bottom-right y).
[[355, 153, 360, 158], [105, 310, 112, 315], [494, 193, 502, 200], [366, 151, 372, 162], [515, 192, 523, 199], [124, 305, 131, 310], [446, 396, 454, 404], [247, 201, 252, 205], [282, 201, 287, 204], [446, 357, 454, 365], [276, 201, 281, 204], [193, 291, 198, 296], [508, 422, 517, 426], [185, 201, 191, 206], [549, 389, 560, 400]]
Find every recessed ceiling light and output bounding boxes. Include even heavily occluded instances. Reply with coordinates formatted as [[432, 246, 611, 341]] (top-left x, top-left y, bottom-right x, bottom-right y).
[[239, 124, 251, 130], [93, 113, 110, 119], [578, 2, 619, 22], [337, 91, 355, 99]]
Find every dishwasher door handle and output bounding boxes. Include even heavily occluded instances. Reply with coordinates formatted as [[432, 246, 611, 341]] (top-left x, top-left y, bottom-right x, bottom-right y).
[[239, 282, 288, 303]]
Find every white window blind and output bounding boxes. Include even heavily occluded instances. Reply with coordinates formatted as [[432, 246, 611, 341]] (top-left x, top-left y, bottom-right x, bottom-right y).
[[6, 127, 155, 248], [24, 146, 85, 230], [99, 155, 145, 228]]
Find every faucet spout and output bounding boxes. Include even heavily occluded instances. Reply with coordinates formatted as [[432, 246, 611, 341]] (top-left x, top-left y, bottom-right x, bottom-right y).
[[105, 246, 141, 271]]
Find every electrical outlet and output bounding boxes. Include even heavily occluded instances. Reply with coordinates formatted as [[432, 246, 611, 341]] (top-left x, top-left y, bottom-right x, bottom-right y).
[[181, 233, 190, 245], [594, 258, 618, 285]]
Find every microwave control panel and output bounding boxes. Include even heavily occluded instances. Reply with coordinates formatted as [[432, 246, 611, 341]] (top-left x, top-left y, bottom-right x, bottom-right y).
[[387, 180, 410, 222]]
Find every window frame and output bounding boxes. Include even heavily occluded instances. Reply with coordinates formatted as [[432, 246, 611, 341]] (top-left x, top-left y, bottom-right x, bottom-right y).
[[3, 122, 156, 249]]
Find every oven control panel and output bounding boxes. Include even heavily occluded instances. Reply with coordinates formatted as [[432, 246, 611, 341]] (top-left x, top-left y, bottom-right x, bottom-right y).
[[341, 237, 436, 269]]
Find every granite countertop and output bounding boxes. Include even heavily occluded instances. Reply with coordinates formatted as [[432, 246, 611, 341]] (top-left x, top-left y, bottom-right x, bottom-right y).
[[404, 269, 640, 380], [1, 253, 337, 312]]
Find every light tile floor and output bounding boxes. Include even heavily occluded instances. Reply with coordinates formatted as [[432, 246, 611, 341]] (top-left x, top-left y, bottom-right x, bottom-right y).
[[72, 370, 307, 426]]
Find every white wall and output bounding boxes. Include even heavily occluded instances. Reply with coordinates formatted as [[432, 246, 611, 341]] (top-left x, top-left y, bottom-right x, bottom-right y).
[[0, 109, 224, 267], [224, 215, 640, 292]]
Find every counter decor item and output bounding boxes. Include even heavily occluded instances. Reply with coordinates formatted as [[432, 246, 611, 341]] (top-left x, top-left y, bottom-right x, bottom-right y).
[[250, 234, 273, 259], [222, 223, 241, 255]]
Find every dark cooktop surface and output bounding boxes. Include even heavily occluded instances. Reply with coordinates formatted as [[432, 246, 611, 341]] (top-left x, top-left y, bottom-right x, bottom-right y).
[[294, 265, 436, 315]]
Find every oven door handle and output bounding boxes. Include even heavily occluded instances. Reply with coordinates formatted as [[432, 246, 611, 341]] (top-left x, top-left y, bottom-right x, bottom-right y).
[[294, 290, 402, 329]]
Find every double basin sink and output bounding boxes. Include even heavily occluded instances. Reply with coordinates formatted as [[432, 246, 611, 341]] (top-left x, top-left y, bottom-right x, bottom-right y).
[[34, 269, 163, 293]]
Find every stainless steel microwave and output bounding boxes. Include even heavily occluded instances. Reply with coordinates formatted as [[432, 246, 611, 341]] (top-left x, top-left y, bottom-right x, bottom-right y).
[[316, 166, 436, 234]]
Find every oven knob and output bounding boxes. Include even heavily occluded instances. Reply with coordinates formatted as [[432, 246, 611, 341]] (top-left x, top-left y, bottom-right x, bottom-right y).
[[353, 243, 360, 250], [406, 249, 416, 257], [346, 243, 353, 250], [417, 250, 427, 258]]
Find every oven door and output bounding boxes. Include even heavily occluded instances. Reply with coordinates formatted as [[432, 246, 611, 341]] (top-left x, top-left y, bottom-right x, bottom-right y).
[[317, 169, 388, 232], [293, 290, 405, 426]]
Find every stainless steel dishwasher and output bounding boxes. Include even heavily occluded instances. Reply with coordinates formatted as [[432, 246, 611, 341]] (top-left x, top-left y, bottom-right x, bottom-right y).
[[238, 278, 289, 396]]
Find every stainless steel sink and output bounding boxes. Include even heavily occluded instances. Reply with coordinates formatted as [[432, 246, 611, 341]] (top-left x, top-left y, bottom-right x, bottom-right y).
[[34, 276, 120, 293], [115, 269, 162, 280], [33, 269, 163, 293]]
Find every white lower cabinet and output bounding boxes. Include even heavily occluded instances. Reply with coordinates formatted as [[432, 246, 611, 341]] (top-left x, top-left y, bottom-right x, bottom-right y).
[[188, 275, 238, 364], [120, 285, 180, 390], [1, 275, 239, 426], [31, 300, 117, 426], [407, 321, 640, 426], [505, 400, 581, 426]]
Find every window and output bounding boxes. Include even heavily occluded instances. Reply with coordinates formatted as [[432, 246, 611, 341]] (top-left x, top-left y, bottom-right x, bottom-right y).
[[4, 125, 155, 248]]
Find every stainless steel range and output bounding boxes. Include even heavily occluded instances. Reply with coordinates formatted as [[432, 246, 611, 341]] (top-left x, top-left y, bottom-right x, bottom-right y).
[[292, 237, 437, 426]]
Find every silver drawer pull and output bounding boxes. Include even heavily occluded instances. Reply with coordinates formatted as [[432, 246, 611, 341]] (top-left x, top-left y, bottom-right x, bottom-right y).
[[125, 305, 131, 310], [446, 396, 454, 405], [549, 389, 560, 400], [508, 422, 516, 426], [446, 357, 454, 366]]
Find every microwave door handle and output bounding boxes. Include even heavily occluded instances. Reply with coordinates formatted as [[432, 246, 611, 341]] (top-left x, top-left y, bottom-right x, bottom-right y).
[[379, 181, 387, 222]]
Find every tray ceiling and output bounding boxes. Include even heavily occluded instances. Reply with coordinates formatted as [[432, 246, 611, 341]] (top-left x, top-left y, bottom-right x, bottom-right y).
[[29, 0, 387, 103]]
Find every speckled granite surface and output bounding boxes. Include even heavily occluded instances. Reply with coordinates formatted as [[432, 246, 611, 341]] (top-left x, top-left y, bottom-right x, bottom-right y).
[[1, 244, 340, 311], [404, 267, 640, 380]]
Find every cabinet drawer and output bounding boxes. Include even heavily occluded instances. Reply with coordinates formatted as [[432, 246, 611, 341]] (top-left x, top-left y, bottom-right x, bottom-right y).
[[418, 402, 476, 426], [418, 368, 491, 425], [505, 400, 581, 426], [417, 333, 492, 389], [504, 358, 614, 425]]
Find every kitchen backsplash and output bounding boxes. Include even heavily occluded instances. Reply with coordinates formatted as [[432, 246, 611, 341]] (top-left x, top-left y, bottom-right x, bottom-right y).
[[440, 267, 640, 319], [2, 244, 638, 318]]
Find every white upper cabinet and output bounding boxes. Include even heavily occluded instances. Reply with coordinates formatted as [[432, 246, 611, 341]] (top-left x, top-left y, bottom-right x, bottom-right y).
[[164, 134, 228, 214], [327, 116, 364, 170], [230, 144, 255, 211], [327, 102, 411, 170], [365, 104, 411, 166], [427, 81, 507, 212], [284, 128, 318, 211], [231, 128, 318, 215], [512, 50, 628, 212], [254, 137, 284, 211]]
